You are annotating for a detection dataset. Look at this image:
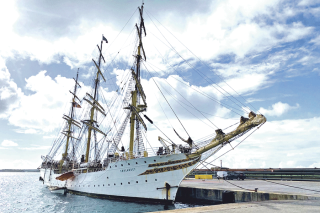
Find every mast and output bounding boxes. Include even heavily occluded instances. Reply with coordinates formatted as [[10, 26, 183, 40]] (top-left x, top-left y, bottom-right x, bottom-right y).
[[84, 35, 108, 163], [129, 3, 147, 158], [60, 69, 81, 171]]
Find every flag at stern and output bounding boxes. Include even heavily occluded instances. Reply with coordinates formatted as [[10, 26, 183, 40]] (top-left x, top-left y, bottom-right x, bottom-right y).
[[72, 99, 81, 108]]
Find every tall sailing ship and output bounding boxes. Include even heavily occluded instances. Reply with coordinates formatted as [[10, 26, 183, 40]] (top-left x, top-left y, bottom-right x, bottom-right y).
[[39, 3, 266, 203]]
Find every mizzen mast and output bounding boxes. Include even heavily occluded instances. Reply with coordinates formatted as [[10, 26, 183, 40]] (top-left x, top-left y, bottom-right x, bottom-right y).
[[83, 35, 108, 163], [60, 69, 82, 171]]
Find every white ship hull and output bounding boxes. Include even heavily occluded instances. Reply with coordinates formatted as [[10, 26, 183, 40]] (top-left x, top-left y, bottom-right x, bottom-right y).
[[40, 153, 200, 203], [48, 186, 67, 194]]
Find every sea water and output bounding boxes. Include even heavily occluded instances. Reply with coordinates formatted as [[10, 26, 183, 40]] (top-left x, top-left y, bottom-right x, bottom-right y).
[[0, 172, 203, 213]]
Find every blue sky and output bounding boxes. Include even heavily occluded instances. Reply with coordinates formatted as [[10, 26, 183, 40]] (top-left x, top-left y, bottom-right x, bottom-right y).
[[0, 0, 320, 169]]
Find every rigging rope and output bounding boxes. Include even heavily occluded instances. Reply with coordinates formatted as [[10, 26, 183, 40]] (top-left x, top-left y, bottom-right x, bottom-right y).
[[206, 123, 264, 166], [146, 72, 174, 129], [143, 61, 219, 129], [145, 10, 250, 114], [223, 179, 256, 191], [255, 179, 320, 194], [143, 63, 192, 138], [142, 113, 175, 145], [141, 130, 156, 155], [105, 7, 138, 51], [145, 9, 259, 114], [145, 56, 244, 116], [102, 26, 137, 92]]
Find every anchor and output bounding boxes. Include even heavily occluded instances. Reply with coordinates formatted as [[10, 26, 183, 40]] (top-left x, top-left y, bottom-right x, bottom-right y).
[[157, 183, 178, 200]]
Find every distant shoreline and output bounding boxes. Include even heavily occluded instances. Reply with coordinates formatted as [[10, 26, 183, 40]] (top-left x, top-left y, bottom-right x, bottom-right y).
[[0, 169, 38, 172]]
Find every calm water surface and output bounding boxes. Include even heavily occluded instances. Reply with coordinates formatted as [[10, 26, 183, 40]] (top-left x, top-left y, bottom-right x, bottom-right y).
[[0, 172, 203, 213]]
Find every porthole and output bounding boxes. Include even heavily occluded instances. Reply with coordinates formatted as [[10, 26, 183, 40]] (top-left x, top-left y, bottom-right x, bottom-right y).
[[121, 164, 123, 166], [98, 185, 100, 187], [103, 184, 104, 186], [115, 165, 117, 167], [110, 166, 111, 168], [155, 179, 157, 181], [136, 181, 138, 183], [144, 161, 146, 163], [107, 177, 109, 179], [108, 184, 110, 186], [145, 180, 147, 182], [128, 182, 130, 184], [128, 163, 130, 165], [154, 160, 156, 162], [136, 162, 138, 164], [94, 185, 95, 187], [121, 183, 122, 185]]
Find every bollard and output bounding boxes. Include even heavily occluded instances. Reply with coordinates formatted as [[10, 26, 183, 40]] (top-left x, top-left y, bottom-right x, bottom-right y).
[[222, 190, 235, 203]]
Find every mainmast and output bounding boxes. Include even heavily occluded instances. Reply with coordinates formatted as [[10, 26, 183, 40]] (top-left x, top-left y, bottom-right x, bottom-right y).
[[128, 3, 148, 158], [83, 35, 108, 163]]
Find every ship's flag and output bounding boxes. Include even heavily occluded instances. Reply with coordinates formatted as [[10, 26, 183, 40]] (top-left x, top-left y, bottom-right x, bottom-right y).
[[72, 101, 81, 108], [102, 35, 108, 43]]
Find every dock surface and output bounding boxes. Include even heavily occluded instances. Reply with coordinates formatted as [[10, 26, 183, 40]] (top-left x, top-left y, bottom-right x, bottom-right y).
[[151, 200, 320, 212]]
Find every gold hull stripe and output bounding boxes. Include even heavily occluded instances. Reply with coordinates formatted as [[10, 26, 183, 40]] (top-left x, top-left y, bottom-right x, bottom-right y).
[[139, 156, 200, 176], [148, 156, 199, 167]]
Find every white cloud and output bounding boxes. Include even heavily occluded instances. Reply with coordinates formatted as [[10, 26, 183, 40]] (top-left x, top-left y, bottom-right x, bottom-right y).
[[298, 0, 320, 6], [14, 129, 38, 134], [308, 163, 320, 168], [0, 0, 315, 73], [43, 134, 58, 139], [18, 146, 51, 150], [205, 47, 306, 97], [0, 1, 18, 33], [142, 74, 222, 122], [1, 140, 18, 147], [218, 73, 270, 97], [298, 55, 320, 66], [310, 35, 320, 45], [7, 71, 88, 133], [0, 57, 23, 118], [154, 2, 313, 64], [259, 102, 299, 117], [313, 68, 320, 75], [210, 116, 320, 168], [287, 152, 303, 157], [246, 98, 265, 103], [309, 7, 320, 17], [0, 159, 40, 169]]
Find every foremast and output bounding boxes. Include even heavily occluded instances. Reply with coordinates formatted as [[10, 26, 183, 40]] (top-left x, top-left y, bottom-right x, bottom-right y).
[[128, 3, 148, 159], [125, 3, 266, 161], [83, 36, 108, 163], [59, 70, 82, 171]]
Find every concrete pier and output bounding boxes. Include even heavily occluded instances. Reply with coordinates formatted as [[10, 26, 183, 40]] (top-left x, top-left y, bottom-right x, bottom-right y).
[[176, 179, 320, 203], [152, 179, 320, 212]]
